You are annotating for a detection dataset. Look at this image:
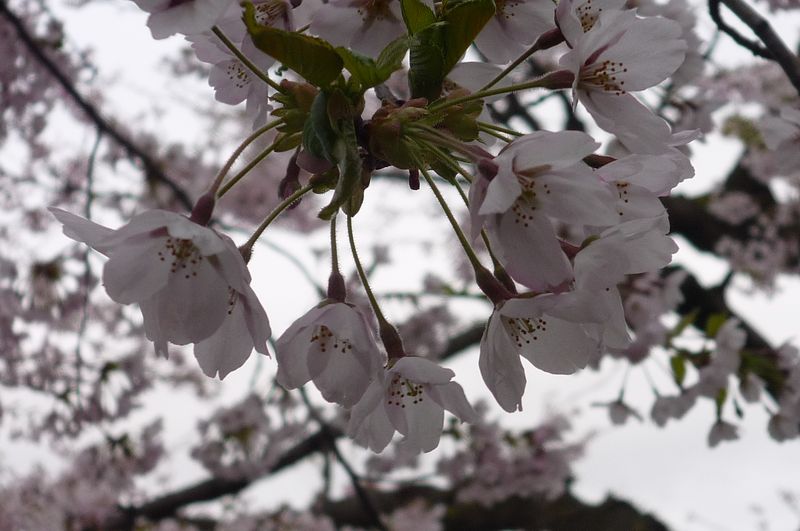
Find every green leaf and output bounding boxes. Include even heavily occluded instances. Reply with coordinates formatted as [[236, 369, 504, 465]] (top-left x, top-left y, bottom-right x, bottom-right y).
[[401, 0, 436, 34], [336, 38, 408, 90], [705, 312, 728, 338], [440, 0, 496, 74], [667, 308, 699, 343], [670, 354, 687, 387], [377, 37, 410, 77], [408, 23, 446, 100], [243, 2, 342, 87], [302, 91, 339, 162], [714, 387, 727, 418], [318, 118, 363, 220]]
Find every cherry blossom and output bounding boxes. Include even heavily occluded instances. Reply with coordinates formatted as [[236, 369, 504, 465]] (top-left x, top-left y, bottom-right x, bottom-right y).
[[131, 0, 229, 40], [311, 0, 406, 57], [479, 293, 604, 412], [573, 217, 678, 349], [347, 357, 477, 454], [49, 208, 270, 363], [474, 0, 555, 64], [469, 130, 618, 291], [275, 301, 384, 407], [558, 7, 691, 153]]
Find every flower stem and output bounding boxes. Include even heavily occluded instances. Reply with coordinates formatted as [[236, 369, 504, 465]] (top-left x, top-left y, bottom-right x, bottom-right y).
[[217, 134, 299, 198], [347, 214, 405, 358], [208, 119, 283, 195], [327, 216, 346, 301], [418, 166, 484, 273], [479, 28, 565, 92], [241, 183, 313, 252], [429, 70, 574, 114], [212, 26, 283, 93]]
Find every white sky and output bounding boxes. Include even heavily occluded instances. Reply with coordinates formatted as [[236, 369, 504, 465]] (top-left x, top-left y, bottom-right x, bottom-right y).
[[20, 1, 800, 529]]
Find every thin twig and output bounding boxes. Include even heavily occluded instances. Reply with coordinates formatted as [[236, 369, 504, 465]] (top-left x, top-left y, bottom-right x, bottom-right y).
[[74, 127, 103, 411], [0, 2, 193, 210], [299, 388, 387, 531], [709, 0, 800, 96]]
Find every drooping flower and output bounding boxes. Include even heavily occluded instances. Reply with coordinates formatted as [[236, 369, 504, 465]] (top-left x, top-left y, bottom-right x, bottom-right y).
[[311, 0, 406, 57], [573, 217, 678, 349], [347, 357, 477, 454], [474, 0, 556, 64], [49, 207, 270, 366], [131, 0, 229, 40], [479, 293, 604, 412], [275, 301, 384, 407], [557, 7, 693, 154], [469, 130, 618, 291]]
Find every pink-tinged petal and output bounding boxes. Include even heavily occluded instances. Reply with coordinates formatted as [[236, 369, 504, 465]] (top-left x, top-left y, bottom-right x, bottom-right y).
[[391, 357, 454, 385], [239, 284, 271, 355], [448, 62, 509, 102], [468, 175, 490, 242], [474, 17, 529, 64], [48, 207, 115, 256], [579, 91, 674, 154], [593, 12, 686, 91], [518, 315, 599, 374], [479, 313, 527, 412], [504, 131, 599, 171], [595, 287, 630, 349], [537, 168, 618, 226], [194, 299, 256, 379], [99, 210, 179, 248], [401, 397, 444, 453], [348, 379, 394, 452], [209, 60, 251, 105], [154, 340, 169, 359], [478, 166, 522, 215], [166, 219, 227, 255], [149, 260, 230, 344], [491, 209, 573, 291], [598, 154, 682, 196], [145, 0, 228, 39], [141, 296, 171, 357], [275, 308, 326, 388], [427, 381, 478, 423], [317, 303, 382, 373], [275, 332, 312, 389], [207, 239, 251, 295], [350, 16, 405, 57], [103, 237, 170, 304], [308, 344, 372, 407]]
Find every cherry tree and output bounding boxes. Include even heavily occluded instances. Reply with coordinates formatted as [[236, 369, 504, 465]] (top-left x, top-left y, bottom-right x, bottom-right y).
[[1, 0, 800, 528]]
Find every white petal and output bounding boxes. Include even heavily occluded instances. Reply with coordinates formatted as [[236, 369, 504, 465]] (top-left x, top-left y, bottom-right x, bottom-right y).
[[505, 131, 599, 171], [48, 208, 115, 256], [150, 260, 230, 344], [391, 357, 454, 385], [194, 299, 255, 379], [427, 381, 478, 423], [103, 237, 170, 304], [492, 209, 573, 291], [479, 313, 527, 412]]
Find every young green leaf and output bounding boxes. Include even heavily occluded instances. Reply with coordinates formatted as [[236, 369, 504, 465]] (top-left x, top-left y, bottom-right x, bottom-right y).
[[440, 0, 496, 73], [401, 0, 436, 34], [243, 2, 343, 87]]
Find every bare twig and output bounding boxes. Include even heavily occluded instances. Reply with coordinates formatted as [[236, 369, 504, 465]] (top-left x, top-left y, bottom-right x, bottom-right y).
[[708, 0, 800, 96], [0, 2, 194, 210]]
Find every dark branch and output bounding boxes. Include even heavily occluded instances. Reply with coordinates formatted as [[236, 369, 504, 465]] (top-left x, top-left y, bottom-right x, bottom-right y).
[[321, 485, 669, 531], [0, 1, 194, 211], [708, 0, 800, 96]]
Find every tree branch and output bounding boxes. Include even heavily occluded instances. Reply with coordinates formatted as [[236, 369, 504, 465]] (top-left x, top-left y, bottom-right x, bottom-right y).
[[708, 0, 800, 96], [0, 1, 194, 211]]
